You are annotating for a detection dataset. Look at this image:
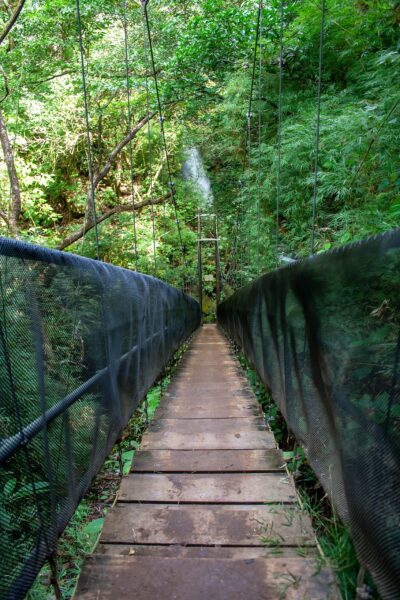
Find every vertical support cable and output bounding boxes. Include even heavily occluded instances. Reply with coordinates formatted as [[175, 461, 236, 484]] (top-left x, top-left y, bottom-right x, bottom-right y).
[[256, 0, 263, 277], [142, 8, 157, 275], [7, 61, 22, 238], [142, 0, 187, 274], [197, 212, 203, 321], [243, 2, 261, 284], [76, 0, 100, 260], [162, 161, 166, 246], [215, 215, 221, 306], [310, 0, 326, 255], [276, 0, 284, 266], [122, 0, 139, 270], [160, 159, 169, 282], [232, 204, 240, 289]]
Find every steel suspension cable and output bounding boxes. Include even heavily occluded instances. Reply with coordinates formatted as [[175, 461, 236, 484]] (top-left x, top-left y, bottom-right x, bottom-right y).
[[76, 0, 100, 261], [160, 158, 170, 281], [310, 0, 326, 255], [6, 82, 21, 238], [243, 2, 262, 283], [142, 9, 157, 275], [122, 0, 139, 270], [244, 1, 262, 168], [142, 0, 187, 271], [232, 1, 262, 287], [256, 0, 263, 276], [162, 160, 166, 244], [276, 0, 284, 265]]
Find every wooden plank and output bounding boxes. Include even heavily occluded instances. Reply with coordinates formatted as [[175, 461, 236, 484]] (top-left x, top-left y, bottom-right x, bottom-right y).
[[132, 449, 284, 472], [168, 369, 248, 379], [140, 430, 276, 450], [99, 545, 319, 559], [192, 342, 227, 345], [166, 373, 251, 384], [100, 504, 315, 546], [165, 386, 252, 397], [149, 418, 266, 434], [154, 403, 259, 419], [174, 378, 242, 384], [75, 556, 338, 600], [162, 394, 256, 407], [119, 473, 296, 503], [175, 371, 240, 379], [168, 371, 251, 381], [178, 364, 237, 370], [165, 379, 253, 390]]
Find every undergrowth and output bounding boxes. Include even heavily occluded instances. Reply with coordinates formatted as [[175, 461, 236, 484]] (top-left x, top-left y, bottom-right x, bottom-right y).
[[25, 338, 192, 600], [236, 350, 381, 600]]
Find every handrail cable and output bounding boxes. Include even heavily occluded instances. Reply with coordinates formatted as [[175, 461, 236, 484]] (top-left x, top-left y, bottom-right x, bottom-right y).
[[310, 0, 326, 255], [122, 0, 139, 270], [76, 0, 100, 261], [142, 0, 187, 272]]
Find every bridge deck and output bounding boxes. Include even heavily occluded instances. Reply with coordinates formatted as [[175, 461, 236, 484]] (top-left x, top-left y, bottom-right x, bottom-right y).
[[76, 324, 338, 599]]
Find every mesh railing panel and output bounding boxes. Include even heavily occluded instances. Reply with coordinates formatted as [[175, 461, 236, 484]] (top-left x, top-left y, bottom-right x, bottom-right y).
[[0, 237, 200, 599], [217, 228, 400, 599]]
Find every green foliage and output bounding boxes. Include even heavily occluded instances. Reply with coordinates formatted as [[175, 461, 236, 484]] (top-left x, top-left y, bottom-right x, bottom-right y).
[[0, 1, 398, 594], [0, 0, 397, 289], [195, 0, 400, 282]]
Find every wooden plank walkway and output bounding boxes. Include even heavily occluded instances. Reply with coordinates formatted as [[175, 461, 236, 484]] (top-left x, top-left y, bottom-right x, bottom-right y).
[[76, 324, 338, 599]]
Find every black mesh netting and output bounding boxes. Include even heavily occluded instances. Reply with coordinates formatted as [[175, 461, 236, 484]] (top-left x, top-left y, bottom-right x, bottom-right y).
[[0, 237, 200, 599], [218, 228, 400, 599]]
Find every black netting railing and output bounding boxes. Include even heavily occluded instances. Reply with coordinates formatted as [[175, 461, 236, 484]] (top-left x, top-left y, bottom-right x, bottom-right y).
[[218, 228, 400, 599], [0, 237, 200, 599]]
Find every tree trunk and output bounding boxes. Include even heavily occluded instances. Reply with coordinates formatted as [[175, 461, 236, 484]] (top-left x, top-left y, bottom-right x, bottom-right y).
[[0, 0, 26, 46], [0, 108, 21, 233], [58, 195, 166, 250]]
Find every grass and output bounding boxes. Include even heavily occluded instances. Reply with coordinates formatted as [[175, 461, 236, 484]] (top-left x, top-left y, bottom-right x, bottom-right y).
[[236, 349, 381, 600], [25, 338, 191, 600]]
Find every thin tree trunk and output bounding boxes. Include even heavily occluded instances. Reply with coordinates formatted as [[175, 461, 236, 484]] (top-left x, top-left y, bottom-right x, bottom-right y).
[[0, 0, 26, 45], [60, 101, 177, 250], [83, 111, 157, 223], [0, 108, 20, 233]]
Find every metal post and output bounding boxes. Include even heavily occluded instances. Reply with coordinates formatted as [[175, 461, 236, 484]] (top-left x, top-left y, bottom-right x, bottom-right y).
[[197, 212, 203, 322]]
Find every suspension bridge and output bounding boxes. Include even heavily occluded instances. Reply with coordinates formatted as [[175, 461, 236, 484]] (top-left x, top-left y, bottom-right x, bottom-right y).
[[0, 0, 399, 599], [75, 325, 337, 599]]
